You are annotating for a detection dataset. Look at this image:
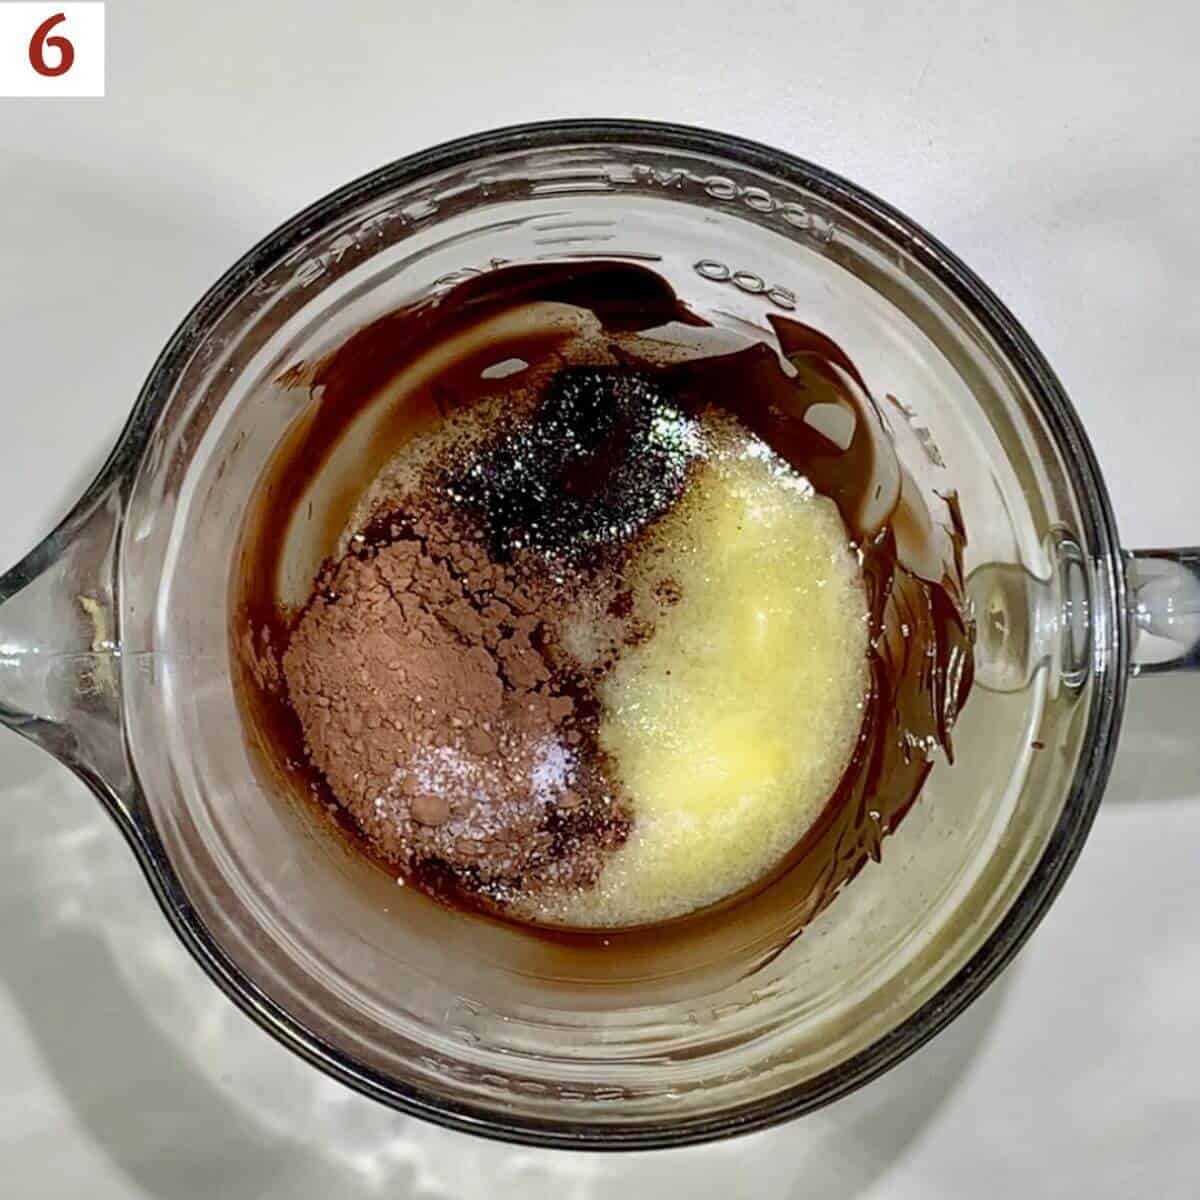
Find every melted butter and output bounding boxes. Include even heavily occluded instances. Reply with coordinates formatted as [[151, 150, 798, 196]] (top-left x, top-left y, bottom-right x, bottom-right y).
[[522, 420, 869, 927]]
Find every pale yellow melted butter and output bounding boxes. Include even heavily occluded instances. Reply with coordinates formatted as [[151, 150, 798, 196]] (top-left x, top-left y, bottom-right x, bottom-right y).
[[522, 422, 870, 928]]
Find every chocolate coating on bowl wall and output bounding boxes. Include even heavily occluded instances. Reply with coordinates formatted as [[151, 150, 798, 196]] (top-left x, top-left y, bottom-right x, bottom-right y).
[[233, 259, 974, 956]]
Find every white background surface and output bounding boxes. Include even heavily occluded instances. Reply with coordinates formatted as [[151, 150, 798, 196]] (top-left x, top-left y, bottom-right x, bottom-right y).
[[2, 2, 1198, 1196]]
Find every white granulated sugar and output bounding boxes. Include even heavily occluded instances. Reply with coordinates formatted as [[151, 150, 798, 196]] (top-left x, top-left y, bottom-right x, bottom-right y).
[[530, 738, 575, 804]]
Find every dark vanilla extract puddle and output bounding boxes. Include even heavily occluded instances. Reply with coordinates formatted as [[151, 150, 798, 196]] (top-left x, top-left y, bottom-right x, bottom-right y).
[[233, 260, 974, 967]]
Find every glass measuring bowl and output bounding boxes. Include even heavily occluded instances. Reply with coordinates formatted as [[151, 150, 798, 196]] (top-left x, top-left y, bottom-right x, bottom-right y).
[[1, 121, 1196, 1150]]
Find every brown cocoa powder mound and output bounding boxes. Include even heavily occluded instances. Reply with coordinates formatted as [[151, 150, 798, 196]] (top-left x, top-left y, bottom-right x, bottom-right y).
[[281, 498, 630, 904]]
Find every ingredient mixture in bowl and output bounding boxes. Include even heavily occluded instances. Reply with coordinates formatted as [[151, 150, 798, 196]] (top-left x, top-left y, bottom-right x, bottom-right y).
[[235, 261, 973, 934]]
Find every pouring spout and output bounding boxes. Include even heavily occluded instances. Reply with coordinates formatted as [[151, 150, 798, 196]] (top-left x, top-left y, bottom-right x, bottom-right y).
[[0, 478, 132, 807]]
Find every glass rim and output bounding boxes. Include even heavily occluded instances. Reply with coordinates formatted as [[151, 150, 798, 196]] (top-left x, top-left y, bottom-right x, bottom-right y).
[[60, 119, 1127, 1150]]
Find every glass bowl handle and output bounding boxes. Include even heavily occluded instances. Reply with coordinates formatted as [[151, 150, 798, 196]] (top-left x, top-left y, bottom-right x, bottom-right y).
[[1127, 548, 1200, 676]]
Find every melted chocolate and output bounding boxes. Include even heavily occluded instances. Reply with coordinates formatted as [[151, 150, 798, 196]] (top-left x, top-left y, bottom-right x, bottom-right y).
[[233, 260, 974, 980]]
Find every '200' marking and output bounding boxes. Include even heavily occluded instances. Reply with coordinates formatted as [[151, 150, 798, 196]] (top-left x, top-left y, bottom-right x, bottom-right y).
[[693, 260, 796, 310]]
